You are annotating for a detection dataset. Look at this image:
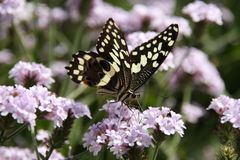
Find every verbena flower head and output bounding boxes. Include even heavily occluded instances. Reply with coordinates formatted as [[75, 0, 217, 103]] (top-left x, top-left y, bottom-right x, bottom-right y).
[[169, 47, 225, 96], [50, 61, 68, 78], [126, 31, 175, 71], [0, 146, 35, 159], [182, 1, 223, 25], [9, 61, 55, 87], [150, 15, 192, 37], [87, 0, 141, 32], [83, 101, 185, 157], [0, 0, 25, 17], [208, 95, 240, 129], [0, 49, 13, 64], [182, 103, 205, 123], [0, 85, 37, 127], [0, 85, 91, 128], [34, 3, 68, 29]]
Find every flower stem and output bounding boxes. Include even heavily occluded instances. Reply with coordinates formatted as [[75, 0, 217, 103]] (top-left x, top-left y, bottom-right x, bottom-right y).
[[2, 123, 27, 142], [31, 127, 40, 160], [153, 144, 160, 160]]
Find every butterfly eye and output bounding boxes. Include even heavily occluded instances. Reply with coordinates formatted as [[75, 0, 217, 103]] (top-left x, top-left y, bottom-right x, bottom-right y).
[[99, 60, 110, 71]]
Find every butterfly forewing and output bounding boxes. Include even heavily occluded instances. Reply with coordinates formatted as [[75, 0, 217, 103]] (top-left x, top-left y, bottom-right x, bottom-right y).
[[129, 24, 179, 92], [96, 18, 131, 91]]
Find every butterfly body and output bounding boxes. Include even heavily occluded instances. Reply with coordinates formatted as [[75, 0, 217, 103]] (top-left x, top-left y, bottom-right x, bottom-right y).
[[66, 18, 178, 103]]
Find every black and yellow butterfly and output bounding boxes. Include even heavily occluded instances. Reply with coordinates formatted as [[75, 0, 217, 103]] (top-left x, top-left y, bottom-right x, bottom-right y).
[[66, 18, 178, 103]]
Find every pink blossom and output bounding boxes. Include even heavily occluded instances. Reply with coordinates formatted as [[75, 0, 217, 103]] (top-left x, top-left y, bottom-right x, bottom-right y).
[[9, 61, 55, 87], [182, 1, 223, 25]]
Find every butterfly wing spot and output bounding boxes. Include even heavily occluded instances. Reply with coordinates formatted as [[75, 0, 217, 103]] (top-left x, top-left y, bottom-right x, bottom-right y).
[[109, 20, 114, 25], [101, 42, 106, 47], [113, 39, 120, 49], [147, 52, 152, 58], [78, 58, 84, 65], [124, 61, 130, 68], [139, 46, 144, 50], [168, 32, 172, 36], [158, 43, 162, 51], [168, 40, 174, 46], [160, 51, 168, 56], [109, 52, 121, 65], [96, 74, 111, 86], [104, 39, 109, 44], [73, 70, 80, 75], [152, 61, 159, 68], [173, 26, 178, 32], [152, 40, 157, 44], [112, 49, 119, 57], [151, 53, 159, 61], [119, 51, 124, 59], [99, 47, 105, 52], [78, 65, 84, 71], [78, 75, 83, 81], [121, 39, 126, 45], [132, 51, 138, 56], [106, 29, 110, 33], [112, 32, 117, 38], [163, 36, 167, 40], [153, 47, 157, 53], [146, 43, 151, 48], [131, 63, 141, 73], [106, 35, 110, 40], [111, 62, 120, 72], [140, 55, 147, 67], [83, 55, 91, 60]]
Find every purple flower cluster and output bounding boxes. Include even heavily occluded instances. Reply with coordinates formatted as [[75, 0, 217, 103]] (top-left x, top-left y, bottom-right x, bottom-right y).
[[126, 31, 175, 71], [83, 101, 185, 157], [182, 103, 205, 124], [0, 85, 91, 128], [0, 49, 13, 64], [0, 0, 25, 17], [0, 146, 65, 160], [169, 47, 225, 96], [208, 95, 240, 128], [87, 0, 191, 36], [182, 1, 223, 25], [0, 146, 35, 160], [9, 61, 55, 87], [34, 3, 68, 29]]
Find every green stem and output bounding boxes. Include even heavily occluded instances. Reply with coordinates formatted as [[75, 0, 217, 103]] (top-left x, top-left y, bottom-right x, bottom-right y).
[[12, 23, 32, 60], [2, 123, 28, 142], [44, 147, 54, 160], [31, 128, 40, 160], [182, 83, 192, 106], [153, 144, 160, 160]]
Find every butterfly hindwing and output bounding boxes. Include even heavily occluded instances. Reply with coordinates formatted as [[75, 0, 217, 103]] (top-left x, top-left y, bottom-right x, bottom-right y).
[[66, 50, 118, 88], [129, 24, 179, 92]]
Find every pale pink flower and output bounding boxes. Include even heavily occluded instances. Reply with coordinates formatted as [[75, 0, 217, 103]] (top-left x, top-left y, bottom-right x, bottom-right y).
[[208, 95, 240, 129], [9, 61, 54, 87], [83, 101, 185, 157], [182, 1, 223, 25], [182, 103, 205, 123], [0, 49, 13, 64], [169, 47, 225, 96], [0, 147, 35, 160]]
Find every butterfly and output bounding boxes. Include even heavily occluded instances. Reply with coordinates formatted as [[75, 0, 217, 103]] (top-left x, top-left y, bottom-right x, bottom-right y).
[[66, 18, 178, 103]]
